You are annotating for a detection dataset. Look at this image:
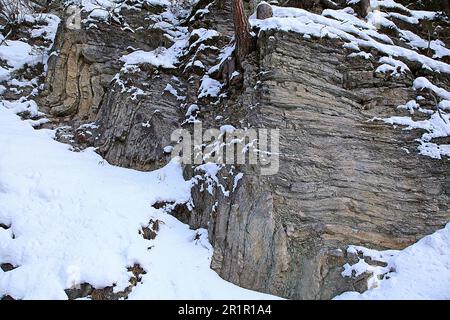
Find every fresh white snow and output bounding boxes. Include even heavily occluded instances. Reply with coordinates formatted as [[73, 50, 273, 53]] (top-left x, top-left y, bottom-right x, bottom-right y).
[[0, 14, 60, 82], [250, 2, 450, 160]]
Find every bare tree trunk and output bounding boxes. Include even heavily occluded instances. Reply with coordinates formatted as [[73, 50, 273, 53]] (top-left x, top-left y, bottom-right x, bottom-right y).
[[232, 0, 253, 67]]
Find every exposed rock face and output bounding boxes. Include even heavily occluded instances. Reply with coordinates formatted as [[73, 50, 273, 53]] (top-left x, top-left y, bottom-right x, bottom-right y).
[[40, 6, 182, 170], [407, 0, 450, 15], [185, 30, 450, 299], [353, 0, 370, 18]]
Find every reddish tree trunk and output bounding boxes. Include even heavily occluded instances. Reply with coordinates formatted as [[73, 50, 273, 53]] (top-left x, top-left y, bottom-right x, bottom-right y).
[[232, 0, 253, 67]]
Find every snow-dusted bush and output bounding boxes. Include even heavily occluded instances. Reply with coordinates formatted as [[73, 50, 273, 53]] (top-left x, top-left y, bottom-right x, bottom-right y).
[[0, 0, 34, 27]]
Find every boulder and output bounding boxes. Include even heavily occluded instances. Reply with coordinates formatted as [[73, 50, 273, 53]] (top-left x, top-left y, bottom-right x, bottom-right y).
[[256, 2, 273, 20]]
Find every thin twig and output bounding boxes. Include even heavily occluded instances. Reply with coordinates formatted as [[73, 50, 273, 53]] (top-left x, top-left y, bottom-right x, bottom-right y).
[[429, 90, 448, 124]]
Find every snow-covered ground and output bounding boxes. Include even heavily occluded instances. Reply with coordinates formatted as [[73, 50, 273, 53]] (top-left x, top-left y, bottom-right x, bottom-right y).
[[0, 105, 279, 300]]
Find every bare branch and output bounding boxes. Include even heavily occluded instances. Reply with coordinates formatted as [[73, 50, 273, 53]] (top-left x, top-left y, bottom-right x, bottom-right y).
[[232, 0, 254, 67]]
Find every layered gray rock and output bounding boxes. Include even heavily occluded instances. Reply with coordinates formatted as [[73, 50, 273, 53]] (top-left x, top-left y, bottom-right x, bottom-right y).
[[39, 5, 183, 170], [94, 67, 182, 170], [40, 7, 168, 119]]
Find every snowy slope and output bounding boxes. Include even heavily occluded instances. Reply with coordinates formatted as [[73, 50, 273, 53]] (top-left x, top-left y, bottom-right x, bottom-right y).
[[0, 106, 279, 300], [335, 222, 450, 300]]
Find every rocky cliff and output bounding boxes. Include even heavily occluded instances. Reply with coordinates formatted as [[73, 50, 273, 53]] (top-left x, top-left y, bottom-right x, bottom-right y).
[[2, 0, 449, 299]]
